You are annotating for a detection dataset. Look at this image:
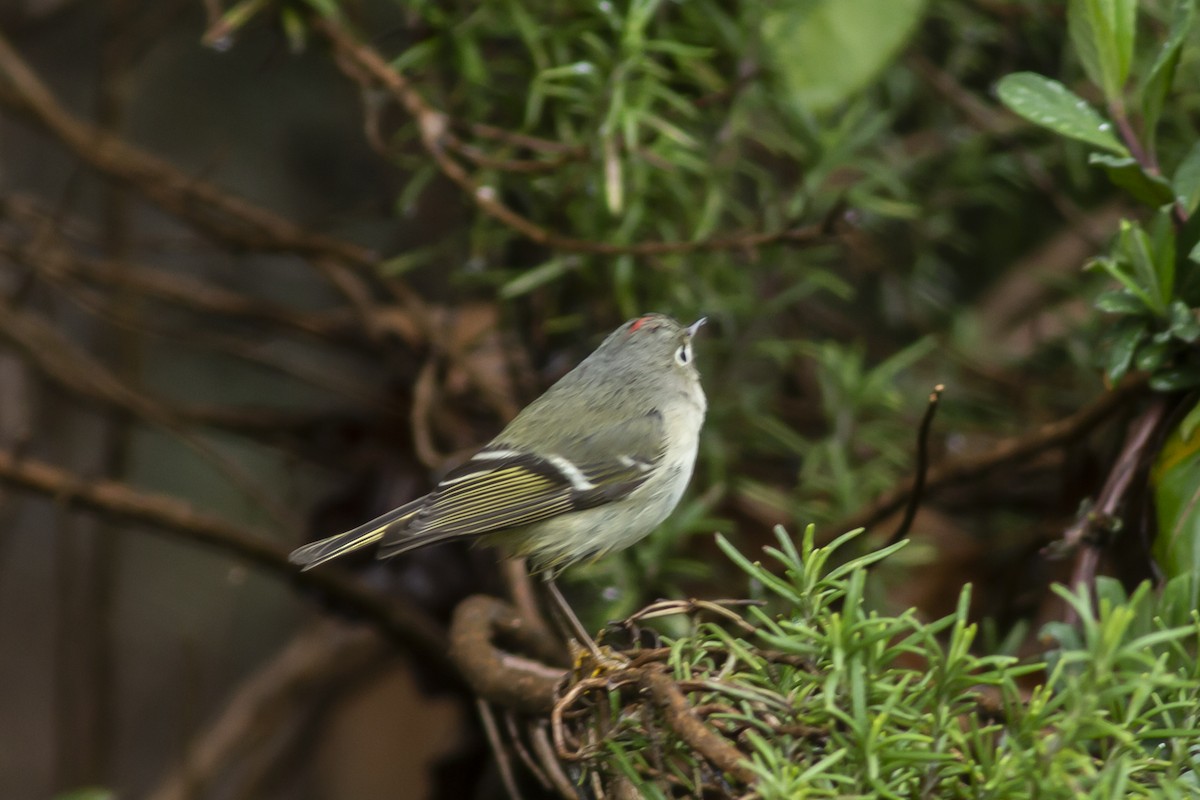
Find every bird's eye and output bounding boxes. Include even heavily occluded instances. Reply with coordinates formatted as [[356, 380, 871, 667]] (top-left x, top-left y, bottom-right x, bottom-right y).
[[675, 343, 692, 366]]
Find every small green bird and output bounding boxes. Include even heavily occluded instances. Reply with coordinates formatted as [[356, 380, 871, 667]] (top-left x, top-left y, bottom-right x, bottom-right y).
[[289, 314, 707, 648], [291, 313, 705, 571]]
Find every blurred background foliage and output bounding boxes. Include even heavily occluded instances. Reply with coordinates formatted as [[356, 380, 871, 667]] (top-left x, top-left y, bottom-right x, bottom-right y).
[[0, 0, 1198, 797]]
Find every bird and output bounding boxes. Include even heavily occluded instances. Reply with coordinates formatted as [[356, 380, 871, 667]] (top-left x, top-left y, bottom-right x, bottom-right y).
[[289, 313, 707, 651]]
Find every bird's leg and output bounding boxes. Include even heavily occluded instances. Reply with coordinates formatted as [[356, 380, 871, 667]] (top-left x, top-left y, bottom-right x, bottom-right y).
[[541, 576, 606, 662]]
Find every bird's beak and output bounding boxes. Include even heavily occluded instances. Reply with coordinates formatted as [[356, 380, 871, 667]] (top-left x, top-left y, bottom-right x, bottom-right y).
[[685, 317, 707, 338]]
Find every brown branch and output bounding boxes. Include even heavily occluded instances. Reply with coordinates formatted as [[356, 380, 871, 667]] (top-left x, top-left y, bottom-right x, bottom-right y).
[[0, 231, 358, 343], [12, 259, 386, 412], [315, 17, 827, 258], [448, 595, 567, 715], [465, 121, 583, 156], [1057, 395, 1173, 621], [639, 668, 757, 785], [442, 130, 586, 175], [834, 378, 1147, 536], [0, 446, 452, 666], [0, 298, 302, 529], [0, 30, 430, 351], [0, 32, 376, 269]]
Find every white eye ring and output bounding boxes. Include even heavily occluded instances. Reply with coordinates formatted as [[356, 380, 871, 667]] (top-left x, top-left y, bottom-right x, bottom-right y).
[[675, 343, 692, 366]]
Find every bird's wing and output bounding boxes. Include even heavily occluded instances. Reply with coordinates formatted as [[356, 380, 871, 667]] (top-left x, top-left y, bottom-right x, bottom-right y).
[[378, 410, 666, 556]]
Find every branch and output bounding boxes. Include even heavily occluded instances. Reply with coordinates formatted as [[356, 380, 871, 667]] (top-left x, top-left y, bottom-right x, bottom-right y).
[[834, 378, 1147, 536], [0, 228, 359, 343], [0, 30, 423, 347], [0, 31, 376, 270], [448, 594, 566, 715], [1057, 394, 1173, 620], [315, 17, 828, 258], [0, 446, 451, 667], [639, 668, 757, 784], [0, 298, 302, 529]]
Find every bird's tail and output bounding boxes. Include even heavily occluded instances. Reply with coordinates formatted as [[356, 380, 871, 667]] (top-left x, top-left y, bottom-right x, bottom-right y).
[[289, 500, 422, 570]]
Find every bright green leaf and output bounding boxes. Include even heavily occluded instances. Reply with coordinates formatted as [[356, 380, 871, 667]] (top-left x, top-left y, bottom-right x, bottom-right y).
[[1068, 0, 1137, 104], [761, 0, 927, 114], [996, 73, 1129, 156]]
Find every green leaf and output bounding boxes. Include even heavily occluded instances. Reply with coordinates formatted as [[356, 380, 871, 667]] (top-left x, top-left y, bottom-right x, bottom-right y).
[[1089, 254, 1157, 312], [761, 0, 928, 114], [1168, 300, 1200, 342], [1095, 289, 1148, 315], [500, 257, 578, 298], [1173, 141, 1200, 216], [1115, 219, 1170, 315], [1153, 402, 1200, 578], [1088, 153, 1176, 206], [1180, 401, 1200, 440], [1148, 208, 1178, 307], [1135, 338, 1170, 371], [1151, 367, 1200, 391], [1141, 0, 1196, 140], [995, 73, 1129, 156], [1112, 0, 1138, 84], [1068, 0, 1138, 104], [1105, 319, 1146, 382]]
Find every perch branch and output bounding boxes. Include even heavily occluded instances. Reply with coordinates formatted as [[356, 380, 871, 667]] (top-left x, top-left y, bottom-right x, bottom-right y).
[[448, 594, 567, 715]]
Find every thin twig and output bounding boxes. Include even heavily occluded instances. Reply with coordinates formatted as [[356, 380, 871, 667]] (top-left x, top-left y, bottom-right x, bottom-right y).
[[478, 699, 526, 800], [834, 378, 1145, 536], [529, 722, 581, 800], [0, 227, 360, 343], [0, 29, 438, 351], [886, 384, 944, 547]]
